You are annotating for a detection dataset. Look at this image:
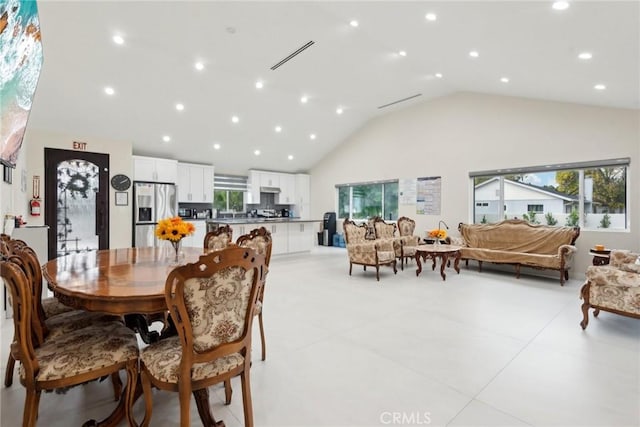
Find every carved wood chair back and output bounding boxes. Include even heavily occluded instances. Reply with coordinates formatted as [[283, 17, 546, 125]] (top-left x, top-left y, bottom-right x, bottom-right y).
[[203, 224, 233, 251]]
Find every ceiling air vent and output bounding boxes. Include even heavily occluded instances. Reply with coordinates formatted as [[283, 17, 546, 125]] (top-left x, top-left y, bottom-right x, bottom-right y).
[[377, 93, 422, 109], [270, 41, 315, 70]]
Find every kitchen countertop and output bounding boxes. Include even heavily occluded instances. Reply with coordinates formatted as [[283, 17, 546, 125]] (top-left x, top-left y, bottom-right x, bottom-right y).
[[207, 218, 321, 224]]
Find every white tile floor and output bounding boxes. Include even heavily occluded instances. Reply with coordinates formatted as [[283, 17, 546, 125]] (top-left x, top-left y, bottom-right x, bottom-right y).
[[1, 246, 639, 426]]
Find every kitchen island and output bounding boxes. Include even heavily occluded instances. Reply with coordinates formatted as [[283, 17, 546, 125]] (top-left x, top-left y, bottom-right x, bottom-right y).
[[206, 218, 322, 254]]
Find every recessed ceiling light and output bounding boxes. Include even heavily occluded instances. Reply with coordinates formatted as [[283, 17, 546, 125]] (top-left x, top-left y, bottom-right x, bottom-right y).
[[162, 135, 171, 142], [275, 126, 282, 133], [425, 13, 437, 21], [255, 80, 264, 89], [287, 155, 294, 160], [469, 51, 479, 58], [336, 107, 343, 115], [310, 133, 317, 140], [435, 73, 443, 78], [104, 87, 115, 95], [175, 103, 184, 111], [594, 84, 606, 90], [500, 77, 510, 83], [112, 35, 124, 45], [399, 50, 407, 57], [300, 95, 308, 103], [552, 1, 570, 11], [350, 20, 359, 27], [194, 62, 204, 71], [231, 115, 239, 123], [578, 52, 593, 60], [213, 143, 221, 150], [254, 149, 261, 156]]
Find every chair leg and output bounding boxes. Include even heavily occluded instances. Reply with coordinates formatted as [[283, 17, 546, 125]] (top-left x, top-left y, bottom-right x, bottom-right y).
[[124, 362, 138, 427], [111, 371, 123, 401], [23, 388, 41, 427], [140, 371, 154, 427], [178, 382, 191, 427], [194, 388, 223, 426], [258, 312, 266, 361], [375, 265, 380, 281], [224, 379, 232, 405], [5, 353, 15, 387], [349, 262, 353, 276], [580, 300, 590, 330], [393, 260, 397, 274], [240, 369, 254, 427]]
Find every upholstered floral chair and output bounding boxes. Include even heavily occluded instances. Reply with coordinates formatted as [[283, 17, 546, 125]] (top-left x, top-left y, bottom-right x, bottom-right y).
[[372, 216, 403, 260], [237, 227, 272, 361], [138, 245, 265, 427], [203, 224, 233, 251], [396, 216, 421, 270], [580, 250, 640, 329], [343, 219, 397, 281], [0, 259, 139, 427]]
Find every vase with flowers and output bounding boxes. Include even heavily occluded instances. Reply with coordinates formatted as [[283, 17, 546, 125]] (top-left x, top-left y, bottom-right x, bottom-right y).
[[427, 228, 447, 245], [155, 216, 195, 263]]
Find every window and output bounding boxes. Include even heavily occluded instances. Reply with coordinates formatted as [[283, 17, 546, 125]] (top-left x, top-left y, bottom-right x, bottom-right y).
[[214, 175, 247, 213], [471, 158, 629, 230], [337, 180, 398, 220]]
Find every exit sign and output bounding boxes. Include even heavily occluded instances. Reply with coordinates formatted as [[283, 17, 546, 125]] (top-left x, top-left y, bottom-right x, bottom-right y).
[[73, 141, 87, 150]]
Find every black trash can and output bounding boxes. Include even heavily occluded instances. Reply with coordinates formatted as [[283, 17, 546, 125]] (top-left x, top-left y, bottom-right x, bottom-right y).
[[317, 231, 324, 246]]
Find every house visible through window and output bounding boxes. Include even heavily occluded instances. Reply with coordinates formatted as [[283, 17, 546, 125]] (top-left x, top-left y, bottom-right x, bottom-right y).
[[337, 180, 399, 220], [214, 175, 247, 213], [470, 158, 629, 230]]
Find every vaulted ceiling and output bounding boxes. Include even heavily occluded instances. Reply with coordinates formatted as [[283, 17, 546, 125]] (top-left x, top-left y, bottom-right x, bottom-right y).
[[28, 1, 640, 175]]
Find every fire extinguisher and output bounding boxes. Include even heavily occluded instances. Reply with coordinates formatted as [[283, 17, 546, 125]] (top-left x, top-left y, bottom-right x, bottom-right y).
[[30, 175, 41, 216], [30, 199, 41, 216]]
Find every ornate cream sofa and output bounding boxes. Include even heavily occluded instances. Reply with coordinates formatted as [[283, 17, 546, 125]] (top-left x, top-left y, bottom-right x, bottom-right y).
[[580, 250, 640, 329], [457, 219, 580, 285], [343, 219, 397, 281]]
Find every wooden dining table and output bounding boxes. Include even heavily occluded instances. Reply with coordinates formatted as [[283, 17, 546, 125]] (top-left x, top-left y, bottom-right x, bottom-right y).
[[42, 246, 225, 427]]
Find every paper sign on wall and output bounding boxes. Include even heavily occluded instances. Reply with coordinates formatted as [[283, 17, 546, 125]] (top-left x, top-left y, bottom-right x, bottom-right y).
[[416, 176, 441, 215]]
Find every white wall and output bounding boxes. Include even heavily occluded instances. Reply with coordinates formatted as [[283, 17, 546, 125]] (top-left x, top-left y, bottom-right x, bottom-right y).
[[24, 129, 133, 249], [310, 92, 640, 274]]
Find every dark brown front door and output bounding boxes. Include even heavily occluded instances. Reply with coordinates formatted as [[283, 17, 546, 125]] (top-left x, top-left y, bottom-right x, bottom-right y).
[[44, 148, 109, 260]]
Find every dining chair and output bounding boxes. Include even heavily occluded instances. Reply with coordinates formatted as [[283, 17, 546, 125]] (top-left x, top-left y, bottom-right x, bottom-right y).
[[4, 244, 124, 399], [0, 259, 140, 427], [236, 226, 272, 361], [203, 224, 233, 251], [138, 244, 266, 427]]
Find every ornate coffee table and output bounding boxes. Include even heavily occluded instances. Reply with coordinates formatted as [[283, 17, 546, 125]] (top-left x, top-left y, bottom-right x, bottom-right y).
[[415, 244, 462, 281]]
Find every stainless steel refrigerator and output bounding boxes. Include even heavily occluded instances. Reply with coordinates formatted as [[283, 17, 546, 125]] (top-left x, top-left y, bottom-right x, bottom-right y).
[[133, 182, 177, 247]]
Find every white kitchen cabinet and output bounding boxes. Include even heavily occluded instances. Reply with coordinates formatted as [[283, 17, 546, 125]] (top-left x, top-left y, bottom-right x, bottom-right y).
[[263, 222, 288, 255], [295, 174, 310, 205], [288, 222, 315, 253], [247, 170, 261, 204], [277, 173, 295, 204], [133, 155, 178, 183], [177, 162, 214, 203], [260, 172, 279, 188], [295, 174, 311, 219]]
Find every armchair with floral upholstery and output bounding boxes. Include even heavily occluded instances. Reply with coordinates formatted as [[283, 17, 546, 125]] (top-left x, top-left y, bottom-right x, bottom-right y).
[[580, 250, 640, 329], [343, 219, 397, 281], [372, 217, 402, 260], [396, 216, 421, 270]]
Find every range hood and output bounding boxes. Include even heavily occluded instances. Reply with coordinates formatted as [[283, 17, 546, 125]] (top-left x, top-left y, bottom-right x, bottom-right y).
[[260, 186, 281, 194]]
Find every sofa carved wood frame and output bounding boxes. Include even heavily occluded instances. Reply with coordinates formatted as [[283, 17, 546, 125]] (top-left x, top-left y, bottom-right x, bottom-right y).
[[343, 219, 397, 281]]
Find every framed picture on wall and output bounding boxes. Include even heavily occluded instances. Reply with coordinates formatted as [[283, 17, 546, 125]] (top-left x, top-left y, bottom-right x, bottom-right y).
[[115, 191, 128, 206]]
